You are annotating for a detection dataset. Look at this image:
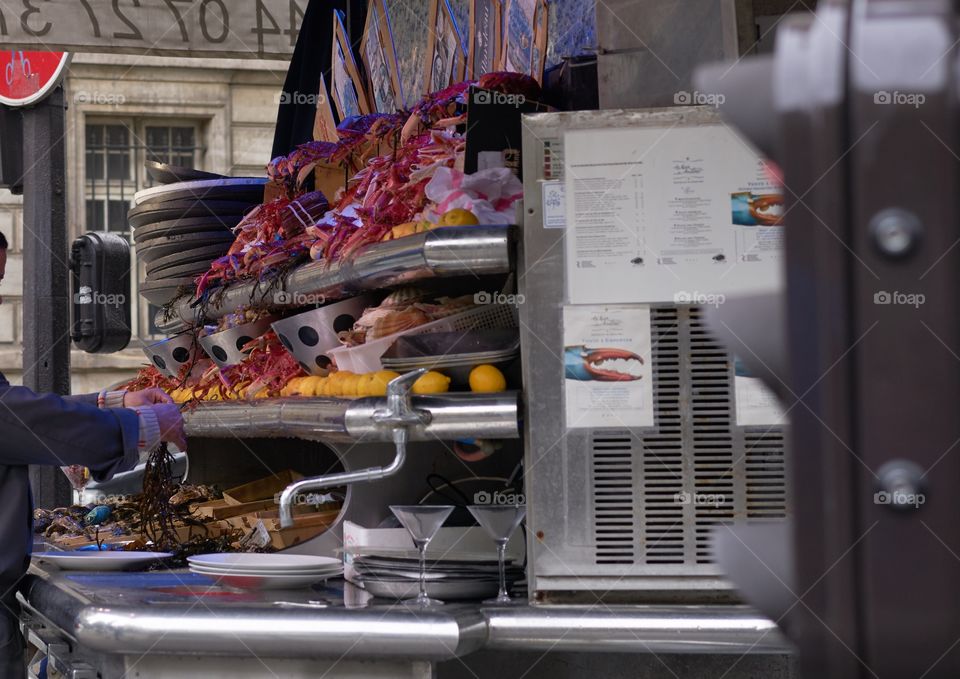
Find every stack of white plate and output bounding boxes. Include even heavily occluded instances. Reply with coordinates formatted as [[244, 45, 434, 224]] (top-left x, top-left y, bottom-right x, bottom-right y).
[[188, 553, 343, 590], [351, 553, 524, 601]]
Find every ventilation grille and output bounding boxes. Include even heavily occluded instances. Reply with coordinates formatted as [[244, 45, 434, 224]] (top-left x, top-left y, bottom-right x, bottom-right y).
[[591, 305, 788, 568], [592, 432, 636, 564], [744, 431, 787, 518]]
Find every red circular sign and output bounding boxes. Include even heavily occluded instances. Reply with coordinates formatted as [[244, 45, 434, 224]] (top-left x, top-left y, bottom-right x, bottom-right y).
[[0, 51, 70, 107]]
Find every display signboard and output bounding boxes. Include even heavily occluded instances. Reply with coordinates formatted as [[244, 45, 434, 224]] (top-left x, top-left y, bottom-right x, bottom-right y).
[[0, 51, 70, 106], [0, 0, 303, 60], [563, 122, 784, 304]]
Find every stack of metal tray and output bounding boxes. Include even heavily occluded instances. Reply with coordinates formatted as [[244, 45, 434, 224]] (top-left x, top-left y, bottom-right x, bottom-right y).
[[380, 330, 520, 386], [130, 170, 265, 306]]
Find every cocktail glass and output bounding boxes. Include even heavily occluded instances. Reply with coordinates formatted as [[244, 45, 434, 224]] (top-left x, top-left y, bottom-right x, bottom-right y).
[[390, 505, 455, 606], [468, 504, 526, 604]]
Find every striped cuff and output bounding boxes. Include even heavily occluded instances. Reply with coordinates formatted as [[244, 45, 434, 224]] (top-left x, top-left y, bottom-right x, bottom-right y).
[[134, 407, 162, 453], [98, 390, 127, 409]]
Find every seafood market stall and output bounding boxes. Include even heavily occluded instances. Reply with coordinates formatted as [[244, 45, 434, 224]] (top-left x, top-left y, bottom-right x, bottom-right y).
[[12, 2, 805, 678]]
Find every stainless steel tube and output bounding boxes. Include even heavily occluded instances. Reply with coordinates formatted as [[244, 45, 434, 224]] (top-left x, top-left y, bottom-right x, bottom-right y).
[[157, 225, 514, 330], [182, 393, 521, 443], [484, 605, 792, 654]]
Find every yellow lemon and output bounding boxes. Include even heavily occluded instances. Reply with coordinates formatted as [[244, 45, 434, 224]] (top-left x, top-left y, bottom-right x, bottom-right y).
[[439, 208, 479, 227], [469, 364, 507, 393], [281, 376, 304, 396], [412, 371, 451, 394], [340, 374, 363, 397], [368, 370, 402, 396], [297, 376, 322, 396], [356, 373, 377, 397]]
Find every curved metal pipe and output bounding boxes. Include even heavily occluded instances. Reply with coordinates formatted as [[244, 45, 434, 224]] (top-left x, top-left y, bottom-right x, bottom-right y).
[[278, 371, 429, 528], [278, 428, 407, 528]]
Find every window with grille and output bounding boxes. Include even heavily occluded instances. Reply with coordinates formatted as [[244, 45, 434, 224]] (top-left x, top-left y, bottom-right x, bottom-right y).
[[83, 119, 203, 339]]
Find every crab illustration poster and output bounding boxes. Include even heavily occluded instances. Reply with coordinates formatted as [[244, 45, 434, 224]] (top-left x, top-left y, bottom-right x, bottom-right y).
[[563, 123, 784, 304], [562, 305, 654, 429]]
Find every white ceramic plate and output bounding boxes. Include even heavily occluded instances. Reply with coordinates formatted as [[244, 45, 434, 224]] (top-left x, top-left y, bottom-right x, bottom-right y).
[[190, 565, 343, 578], [198, 571, 337, 590], [188, 553, 341, 572], [34, 551, 173, 571]]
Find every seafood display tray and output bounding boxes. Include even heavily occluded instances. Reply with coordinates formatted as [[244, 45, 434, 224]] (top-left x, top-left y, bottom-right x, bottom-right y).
[[181, 392, 521, 443], [155, 224, 516, 332]]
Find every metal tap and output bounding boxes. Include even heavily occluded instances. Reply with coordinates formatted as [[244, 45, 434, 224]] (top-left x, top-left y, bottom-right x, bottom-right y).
[[278, 370, 430, 528]]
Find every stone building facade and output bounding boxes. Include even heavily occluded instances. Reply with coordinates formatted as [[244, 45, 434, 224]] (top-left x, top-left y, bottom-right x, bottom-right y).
[[0, 54, 285, 394]]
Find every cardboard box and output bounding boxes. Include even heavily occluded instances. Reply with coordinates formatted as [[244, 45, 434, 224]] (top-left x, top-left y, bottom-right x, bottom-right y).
[[223, 470, 303, 505], [194, 498, 277, 520], [233, 508, 340, 533]]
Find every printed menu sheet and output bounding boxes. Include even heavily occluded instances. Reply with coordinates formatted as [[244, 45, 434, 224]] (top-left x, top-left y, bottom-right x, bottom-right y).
[[563, 124, 783, 304], [562, 305, 654, 429]]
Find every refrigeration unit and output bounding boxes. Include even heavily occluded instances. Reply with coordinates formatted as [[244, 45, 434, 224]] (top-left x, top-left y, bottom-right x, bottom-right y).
[[519, 107, 789, 602]]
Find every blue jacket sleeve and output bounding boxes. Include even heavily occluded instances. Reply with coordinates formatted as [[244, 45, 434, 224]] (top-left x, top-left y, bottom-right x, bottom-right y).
[[0, 383, 139, 482], [63, 393, 99, 407]]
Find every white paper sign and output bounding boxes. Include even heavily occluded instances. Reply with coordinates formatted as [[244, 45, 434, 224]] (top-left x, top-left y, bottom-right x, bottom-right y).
[[541, 180, 566, 228], [735, 376, 787, 426], [563, 124, 783, 304], [563, 305, 654, 429]]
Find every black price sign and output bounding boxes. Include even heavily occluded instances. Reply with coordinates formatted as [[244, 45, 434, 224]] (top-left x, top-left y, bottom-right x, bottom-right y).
[[1, 0, 304, 59]]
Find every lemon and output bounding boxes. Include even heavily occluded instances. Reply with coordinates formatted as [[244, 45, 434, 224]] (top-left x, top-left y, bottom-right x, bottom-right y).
[[368, 370, 402, 396], [469, 364, 507, 393], [412, 370, 451, 394], [295, 376, 319, 396], [281, 376, 305, 396], [439, 208, 479, 227], [356, 373, 377, 397], [312, 376, 328, 396]]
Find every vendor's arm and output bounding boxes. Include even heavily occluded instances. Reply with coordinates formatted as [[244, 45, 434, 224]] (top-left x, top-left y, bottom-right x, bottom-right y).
[[0, 382, 139, 480]]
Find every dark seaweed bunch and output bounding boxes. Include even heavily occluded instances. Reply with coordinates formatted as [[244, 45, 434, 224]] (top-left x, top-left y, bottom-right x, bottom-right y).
[[139, 443, 179, 550]]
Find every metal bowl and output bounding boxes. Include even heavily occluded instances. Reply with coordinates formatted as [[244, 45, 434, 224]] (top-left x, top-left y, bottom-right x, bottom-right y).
[[143, 333, 199, 378], [271, 295, 372, 375], [199, 317, 275, 369]]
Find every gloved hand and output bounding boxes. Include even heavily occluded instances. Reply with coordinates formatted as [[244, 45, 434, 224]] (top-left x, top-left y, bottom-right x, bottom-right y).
[[151, 403, 187, 451], [124, 388, 173, 406]]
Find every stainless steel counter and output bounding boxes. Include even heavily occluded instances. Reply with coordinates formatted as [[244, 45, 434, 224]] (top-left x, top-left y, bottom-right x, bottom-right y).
[[19, 567, 791, 661]]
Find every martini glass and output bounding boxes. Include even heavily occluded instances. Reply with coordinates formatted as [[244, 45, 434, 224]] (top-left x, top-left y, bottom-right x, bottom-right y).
[[468, 504, 526, 604], [390, 505, 455, 606]]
